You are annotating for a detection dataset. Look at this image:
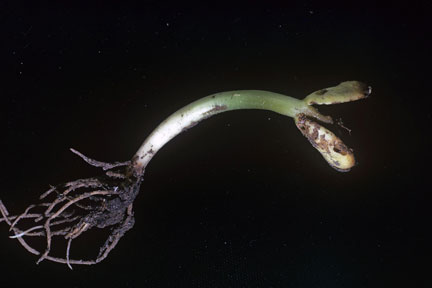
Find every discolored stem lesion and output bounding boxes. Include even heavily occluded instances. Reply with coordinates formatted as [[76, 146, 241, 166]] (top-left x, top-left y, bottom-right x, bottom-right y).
[[0, 81, 370, 268]]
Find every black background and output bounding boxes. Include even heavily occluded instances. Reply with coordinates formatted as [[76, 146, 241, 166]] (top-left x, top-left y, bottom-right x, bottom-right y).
[[0, 1, 429, 287]]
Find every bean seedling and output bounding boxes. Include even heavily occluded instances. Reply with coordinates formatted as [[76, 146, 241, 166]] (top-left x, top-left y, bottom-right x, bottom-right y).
[[0, 81, 370, 269]]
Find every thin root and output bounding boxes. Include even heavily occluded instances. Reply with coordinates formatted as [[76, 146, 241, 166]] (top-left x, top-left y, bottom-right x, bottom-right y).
[[70, 148, 130, 171]]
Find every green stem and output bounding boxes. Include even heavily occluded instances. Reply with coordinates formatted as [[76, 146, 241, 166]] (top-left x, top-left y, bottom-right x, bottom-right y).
[[133, 90, 323, 174], [131, 81, 369, 176]]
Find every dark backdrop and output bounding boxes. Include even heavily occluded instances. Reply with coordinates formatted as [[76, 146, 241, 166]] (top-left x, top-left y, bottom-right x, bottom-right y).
[[0, 1, 429, 287]]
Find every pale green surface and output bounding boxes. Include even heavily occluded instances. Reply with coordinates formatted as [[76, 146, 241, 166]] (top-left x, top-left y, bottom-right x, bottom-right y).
[[186, 90, 307, 117]]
